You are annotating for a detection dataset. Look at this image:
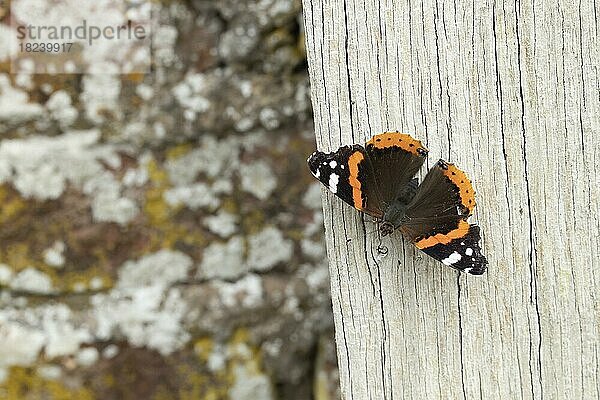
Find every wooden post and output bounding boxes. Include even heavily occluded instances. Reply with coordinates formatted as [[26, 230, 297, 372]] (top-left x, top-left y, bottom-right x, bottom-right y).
[[302, 0, 599, 398]]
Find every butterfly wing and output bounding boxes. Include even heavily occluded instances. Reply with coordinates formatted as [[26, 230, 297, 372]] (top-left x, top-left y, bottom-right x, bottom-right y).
[[401, 159, 487, 275], [363, 132, 428, 206], [307, 145, 384, 218], [308, 132, 429, 219]]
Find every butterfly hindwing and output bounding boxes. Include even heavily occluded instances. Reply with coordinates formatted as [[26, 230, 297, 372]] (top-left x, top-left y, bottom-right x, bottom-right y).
[[401, 159, 487, 274], [418, 224, 487, 275]]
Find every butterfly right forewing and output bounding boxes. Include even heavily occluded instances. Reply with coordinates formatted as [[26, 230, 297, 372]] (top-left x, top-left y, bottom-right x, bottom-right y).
[[363, 132, 428, 207]]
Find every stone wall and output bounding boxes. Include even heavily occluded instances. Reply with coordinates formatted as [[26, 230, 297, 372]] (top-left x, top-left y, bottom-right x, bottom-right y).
[[0, 1, 339, 399]]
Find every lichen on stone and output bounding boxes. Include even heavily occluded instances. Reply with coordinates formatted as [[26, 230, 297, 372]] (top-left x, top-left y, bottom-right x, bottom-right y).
[[75, 347, 99, 367], [9, 267, 55, 295], [199, 236, 245, 280], [163, 182, 221, 211], [0, 130, 140, 224], [240, 160, 278, 200], [0, 0, 336, 396], [43, 241, 66, 268], [204, 210, 239, 238], [81, 74, 122, 124], [0, 304, 92, 367], [227, 329, 275, 400], [45, 90, 78, 128], [213, 274, 264, 309], [91, 250, 193, 355], [0, 263, 14, 285], [165, 135, 240, 185], [116, 249, 192, 289], [0, 74, 45, 127], [247, 226, 293, 272]]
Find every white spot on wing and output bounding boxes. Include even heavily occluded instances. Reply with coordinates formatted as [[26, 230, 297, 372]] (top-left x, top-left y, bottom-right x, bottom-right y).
[[340, 165, 345, 169], [441, 251, 461, 266], [463, 267, 473, 274], [315, 169, 320, 178], [329, 160, 337, 168], [465, 247, 473, 256], [328, 173, 339, 193]]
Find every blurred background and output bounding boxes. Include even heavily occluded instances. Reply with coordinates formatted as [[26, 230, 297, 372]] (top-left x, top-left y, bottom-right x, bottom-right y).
[[0, 0, 341, 399]]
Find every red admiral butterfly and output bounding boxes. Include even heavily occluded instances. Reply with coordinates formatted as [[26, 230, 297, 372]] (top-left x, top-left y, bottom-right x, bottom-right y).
[[308, 131, 487, 275]]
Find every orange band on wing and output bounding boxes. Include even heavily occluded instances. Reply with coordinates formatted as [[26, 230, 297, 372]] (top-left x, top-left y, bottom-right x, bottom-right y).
[[366, 132, 427, 155], [414, 220, 470, 249], [443, 163, 476, 213], [348, 151, 364, 210]]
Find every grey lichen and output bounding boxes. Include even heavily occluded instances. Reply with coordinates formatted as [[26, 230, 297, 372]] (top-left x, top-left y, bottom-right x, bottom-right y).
[[9, 268, 55, 295], [0, 0, 336, 397], [92, 250, 193, 355], [199, 236, 245, 280], [247, 226, 293, 271], [240, 161, 278, 200]]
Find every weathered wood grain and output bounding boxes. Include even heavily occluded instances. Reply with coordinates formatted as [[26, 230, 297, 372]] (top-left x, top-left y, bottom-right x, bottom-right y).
[[302, 0, 599, 398]]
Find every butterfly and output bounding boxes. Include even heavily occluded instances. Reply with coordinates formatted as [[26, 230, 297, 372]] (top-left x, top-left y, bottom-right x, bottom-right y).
[[307, 131, 487, 275]]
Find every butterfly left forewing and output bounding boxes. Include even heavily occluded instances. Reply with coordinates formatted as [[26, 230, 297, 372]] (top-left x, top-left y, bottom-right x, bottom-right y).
[[307, 145, 384, 218]]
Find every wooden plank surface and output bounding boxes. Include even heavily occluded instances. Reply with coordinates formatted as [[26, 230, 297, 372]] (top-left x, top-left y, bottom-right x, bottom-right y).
[[302, 0, 600, 398]]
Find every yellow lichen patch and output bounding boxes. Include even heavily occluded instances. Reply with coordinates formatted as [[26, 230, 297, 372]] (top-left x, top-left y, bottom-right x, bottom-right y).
[[226, 328, 273, 391], [144, 158, 172, 227], [230, 328, 250, 347], [174, 364, 228, 400], [442, 163, 476, 213], [0, 367, 94, 400], [242, 210, 265, 236], [149, 337, 230, 400], [166, 143, 194, 161], [0, 244, 61, 285], [194, 338, 214, 360], [219, 198, 238, 215], [144, 161, 183, 235], [63, 268, 113, 293], [0, 186, 27, 225], [122, 73, 145, 83], [142, 158, 207, 251], [101, 372, 115, 389], [366, 131, 427, 155], [151, 386, 173, 400], [0, 243, 66, 293], [2, 243, 33, 271]]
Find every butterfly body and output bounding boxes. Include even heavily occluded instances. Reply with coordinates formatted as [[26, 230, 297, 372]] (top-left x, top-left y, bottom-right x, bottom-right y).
[[308, 132, 488, 275], [379, 177, 420, 236]]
